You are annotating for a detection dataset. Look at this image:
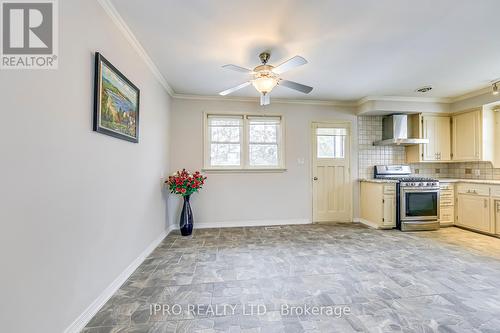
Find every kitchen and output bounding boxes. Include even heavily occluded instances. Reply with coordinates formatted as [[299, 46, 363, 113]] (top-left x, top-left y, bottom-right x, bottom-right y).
[[358, 104, 500, 236]]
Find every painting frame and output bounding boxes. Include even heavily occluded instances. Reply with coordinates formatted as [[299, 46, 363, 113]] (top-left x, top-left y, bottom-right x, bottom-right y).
[[93, 52, 140, 143]]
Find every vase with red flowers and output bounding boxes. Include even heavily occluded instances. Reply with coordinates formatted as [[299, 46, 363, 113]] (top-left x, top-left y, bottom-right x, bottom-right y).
[[166, 169, 207, 236]]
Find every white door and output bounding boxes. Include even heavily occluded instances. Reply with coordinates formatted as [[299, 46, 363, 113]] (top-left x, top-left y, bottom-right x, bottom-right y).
[[312, 122, 351, 222]]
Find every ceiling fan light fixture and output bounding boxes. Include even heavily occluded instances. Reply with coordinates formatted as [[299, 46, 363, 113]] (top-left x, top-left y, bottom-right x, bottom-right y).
[[493, 82, 499, 95], [251, 75, 278, 94]]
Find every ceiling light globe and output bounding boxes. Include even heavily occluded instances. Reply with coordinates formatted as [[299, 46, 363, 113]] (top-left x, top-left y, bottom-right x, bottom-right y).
[[252, 76, 278, 94]]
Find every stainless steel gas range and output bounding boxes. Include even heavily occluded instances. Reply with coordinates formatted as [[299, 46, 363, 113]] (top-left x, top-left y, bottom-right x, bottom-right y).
[[374, 165, 440, 231]]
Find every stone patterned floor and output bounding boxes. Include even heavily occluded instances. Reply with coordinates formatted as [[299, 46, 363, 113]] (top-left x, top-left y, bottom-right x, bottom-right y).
[[83, 224, 500, 333]]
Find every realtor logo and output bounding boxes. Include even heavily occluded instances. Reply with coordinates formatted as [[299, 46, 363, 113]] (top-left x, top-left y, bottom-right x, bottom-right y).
[[1, 0, 58, 69]]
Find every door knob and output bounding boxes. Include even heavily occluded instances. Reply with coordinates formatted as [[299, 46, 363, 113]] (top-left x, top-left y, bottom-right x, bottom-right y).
[[313, 177, 318, 181]]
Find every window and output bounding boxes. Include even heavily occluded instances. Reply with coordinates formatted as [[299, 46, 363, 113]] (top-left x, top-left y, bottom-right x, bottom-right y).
[[208, 116, 242, 166], [316, 127, 347, 158], [205, 114, 284, 170]]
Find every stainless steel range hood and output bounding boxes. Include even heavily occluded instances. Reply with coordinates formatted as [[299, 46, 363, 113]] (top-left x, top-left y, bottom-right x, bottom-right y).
[[373, 114, 429, 146]]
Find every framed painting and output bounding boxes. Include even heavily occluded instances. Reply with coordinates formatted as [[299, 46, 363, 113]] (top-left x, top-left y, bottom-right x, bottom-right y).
[[93, 52, 140, 143]]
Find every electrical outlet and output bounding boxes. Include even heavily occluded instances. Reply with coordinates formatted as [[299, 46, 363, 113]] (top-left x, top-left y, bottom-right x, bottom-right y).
[[474, 169, 481, 176]]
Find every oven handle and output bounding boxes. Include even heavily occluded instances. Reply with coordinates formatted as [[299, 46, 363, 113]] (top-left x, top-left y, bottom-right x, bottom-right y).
[[400, 187, 440, 192]]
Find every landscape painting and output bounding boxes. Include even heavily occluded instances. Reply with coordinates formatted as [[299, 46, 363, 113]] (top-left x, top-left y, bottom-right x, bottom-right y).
[[94, 53, 140, 142]]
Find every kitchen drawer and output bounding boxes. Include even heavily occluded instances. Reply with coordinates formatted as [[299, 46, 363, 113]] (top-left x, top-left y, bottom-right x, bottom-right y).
[[383, 185, 396, 195], [440, 206, 454, 223], [457, 183, 490, 196], [440, 184, 454, 190], [491, 186, 500, 198], [440, 190, 454, 198], [440, 198, 454, 206]]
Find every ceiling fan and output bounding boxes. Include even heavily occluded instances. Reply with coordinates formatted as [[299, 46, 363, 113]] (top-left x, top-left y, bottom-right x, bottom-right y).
[[219, 52, 313, 106]]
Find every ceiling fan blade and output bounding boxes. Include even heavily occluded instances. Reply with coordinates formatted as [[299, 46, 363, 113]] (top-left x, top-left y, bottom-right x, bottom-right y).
[[219, 82, 251, 96], [279, 80, 313, 94], [260, 94, 270, 106], [272, 56, 307, 74], [222, 64, 254, 73]]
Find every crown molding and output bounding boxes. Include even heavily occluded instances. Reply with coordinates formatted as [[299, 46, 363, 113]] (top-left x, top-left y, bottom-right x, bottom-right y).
[[449, 85, 493, 103], [357, 95, 452, 105], [97, 0, 174, 96], [171, 93, 358, 107]]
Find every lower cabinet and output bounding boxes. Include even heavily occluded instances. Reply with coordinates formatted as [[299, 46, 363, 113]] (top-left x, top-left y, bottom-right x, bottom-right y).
[[360, 182, 396, 229], [456, 193, 492, 233], [439, 183, 455, 226], [495, 200, 500, 236], [382, 194, 396, 228]]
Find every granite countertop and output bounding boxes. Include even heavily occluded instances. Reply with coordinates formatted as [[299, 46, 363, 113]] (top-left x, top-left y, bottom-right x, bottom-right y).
[[437, 178, 500, 185], [359, 178, 398, 184]]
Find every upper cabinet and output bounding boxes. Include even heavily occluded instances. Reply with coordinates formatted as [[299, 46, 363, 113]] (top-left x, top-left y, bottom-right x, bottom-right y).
[[451, 108, 496, 163], [406, 114, 451, 163], [406, 107, 499, 167], [452, 109, 481, 161]]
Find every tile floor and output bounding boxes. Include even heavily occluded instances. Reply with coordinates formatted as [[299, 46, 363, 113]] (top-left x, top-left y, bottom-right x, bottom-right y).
[[83, 224, 500, 333]]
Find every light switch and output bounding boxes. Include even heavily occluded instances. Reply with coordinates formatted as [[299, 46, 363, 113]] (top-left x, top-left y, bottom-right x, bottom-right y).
[[297, 158, 305, 165]]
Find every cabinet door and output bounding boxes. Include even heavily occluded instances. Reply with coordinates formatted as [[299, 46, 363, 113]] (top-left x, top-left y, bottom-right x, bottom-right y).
[[452, 111, 481, 161], [436, 116, 451, 161], [422, 116, 451, 161], [422, 116, 438, 161], [496, 200, 500, 235], [382, 194, 396, 227], [457, 194, 490, 232]]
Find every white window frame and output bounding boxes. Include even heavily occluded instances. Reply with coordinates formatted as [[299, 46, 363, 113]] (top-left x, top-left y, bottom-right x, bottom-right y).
[[203, 112, 286, 172]]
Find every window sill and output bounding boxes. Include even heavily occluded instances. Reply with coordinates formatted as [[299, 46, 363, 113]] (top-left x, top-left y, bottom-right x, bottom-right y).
[[202, 168, 287, 174]]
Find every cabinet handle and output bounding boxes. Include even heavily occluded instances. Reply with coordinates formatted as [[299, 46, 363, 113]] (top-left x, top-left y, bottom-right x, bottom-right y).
[[484, 199, 488, 209], [313, 177, 318, 181], [497, 202, 500, 213]]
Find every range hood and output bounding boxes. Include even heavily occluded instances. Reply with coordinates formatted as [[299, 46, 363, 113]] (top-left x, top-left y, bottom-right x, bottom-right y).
[[373, 114, 429, 146]]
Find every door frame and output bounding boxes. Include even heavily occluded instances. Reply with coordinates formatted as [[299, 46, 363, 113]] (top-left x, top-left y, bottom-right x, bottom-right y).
[[310, 120, 353, 223]]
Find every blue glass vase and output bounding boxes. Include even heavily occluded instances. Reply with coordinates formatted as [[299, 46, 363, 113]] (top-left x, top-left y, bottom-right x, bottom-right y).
[[180, 195, 193, 236]]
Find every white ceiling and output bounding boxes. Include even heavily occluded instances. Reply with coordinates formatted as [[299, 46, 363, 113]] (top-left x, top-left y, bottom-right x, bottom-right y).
[[110, 0, 500, 101]]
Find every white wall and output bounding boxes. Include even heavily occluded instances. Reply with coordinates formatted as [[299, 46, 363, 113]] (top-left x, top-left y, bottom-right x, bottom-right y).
[[0, 1, 171, 332], [170, 98, 358, 226]]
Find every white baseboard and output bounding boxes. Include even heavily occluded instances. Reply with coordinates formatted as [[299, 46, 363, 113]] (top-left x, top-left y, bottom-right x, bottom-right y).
[[64, 224, 175, 333], [195, 218, 311, 229]]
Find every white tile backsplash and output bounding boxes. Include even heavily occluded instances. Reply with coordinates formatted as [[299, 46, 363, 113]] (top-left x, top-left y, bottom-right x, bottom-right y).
[[358, 116, 405, 179]]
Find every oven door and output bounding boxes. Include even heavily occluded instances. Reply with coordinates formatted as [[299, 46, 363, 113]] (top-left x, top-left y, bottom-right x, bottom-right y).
[[400, 187, 439, 221]]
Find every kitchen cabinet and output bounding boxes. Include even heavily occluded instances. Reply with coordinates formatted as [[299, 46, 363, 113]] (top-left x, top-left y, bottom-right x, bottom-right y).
[[452, 110, 481, 161], [406, 107, 500, 167], [456, 183, 492, 233], [360, 182, 396, 229], [495, 200, 500, 236], [439, 183, 454, 226], [382, 193, 396, 227], [406, 114, 451, 163]]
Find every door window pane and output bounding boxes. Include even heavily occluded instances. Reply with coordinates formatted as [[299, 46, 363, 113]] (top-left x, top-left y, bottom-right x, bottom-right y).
[[317, 128, 346, 158]]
